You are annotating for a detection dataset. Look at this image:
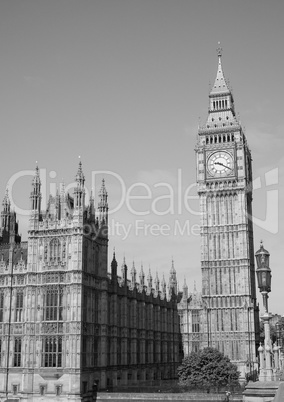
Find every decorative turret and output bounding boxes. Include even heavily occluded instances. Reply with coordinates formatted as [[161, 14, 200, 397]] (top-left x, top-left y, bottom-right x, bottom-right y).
[[182, 277, 188, 300], [147, 268, 153, 289], [0, 189, 21, 244], [98, 179, 108, 224], [1, 189, 10, 230], [161, 274, 167, 296], [74, 158, 85, 209], [30, 164, 41, 213], [29, 164, 42, 230], [168, 258, 177, 295], [88, 188, 95, 219], [59, 180, 68, 219], [154, 271, 160, 292], [131, 261, 136, 287], [139, 264, 145, 286], [121, 257, 127, 285], [111, 250, 118, 278]]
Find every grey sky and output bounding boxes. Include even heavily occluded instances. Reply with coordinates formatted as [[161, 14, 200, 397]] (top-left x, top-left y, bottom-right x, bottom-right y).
[[0, 0, 283, 313]]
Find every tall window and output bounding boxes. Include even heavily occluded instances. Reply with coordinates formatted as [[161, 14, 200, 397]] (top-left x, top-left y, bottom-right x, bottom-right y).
[[49, 238, 61, 262], [44, 287, 63, 321], [0, 293, 3, 322], [42, 336, 62, 367], [192, 310, 200, 333], [15, 291, 23, 322], [14, 338, 22, 367]]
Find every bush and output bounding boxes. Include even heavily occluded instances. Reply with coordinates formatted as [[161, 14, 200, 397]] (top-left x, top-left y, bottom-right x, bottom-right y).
[[177, 347, 240, 392]]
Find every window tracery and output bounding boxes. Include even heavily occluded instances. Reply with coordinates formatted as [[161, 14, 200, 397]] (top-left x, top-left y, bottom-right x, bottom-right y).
[[42, 336, 62, 367]]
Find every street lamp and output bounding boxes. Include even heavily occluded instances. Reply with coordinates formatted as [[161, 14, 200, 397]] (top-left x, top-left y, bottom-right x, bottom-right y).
[[255, 241, 274, 381]]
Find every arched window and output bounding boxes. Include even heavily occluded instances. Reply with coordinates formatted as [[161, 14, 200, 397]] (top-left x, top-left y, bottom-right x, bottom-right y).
[[14, 338, 22, 367], [15, 291, 24, 322], [49, 238, 61, 262]]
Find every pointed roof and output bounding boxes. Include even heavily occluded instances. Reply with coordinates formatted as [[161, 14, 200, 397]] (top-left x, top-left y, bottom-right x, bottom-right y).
[[111, 250, 118, 269], [32, 162, 41, 185], [75, 157, 85, 185], [170, 258, 176, 275], [131, 261, 136, 274], [99, 179, 108, 201], [210, 42, 230, 96], [2, 188, 10, 208]]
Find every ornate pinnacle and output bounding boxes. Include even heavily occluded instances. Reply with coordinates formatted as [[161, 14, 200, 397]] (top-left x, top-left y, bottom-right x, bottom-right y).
[[75, 157, 85, 185], [217, 41, 222, 58]]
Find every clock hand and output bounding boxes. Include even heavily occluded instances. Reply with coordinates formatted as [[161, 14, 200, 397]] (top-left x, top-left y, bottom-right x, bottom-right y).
[[214, 162, 233, 170]]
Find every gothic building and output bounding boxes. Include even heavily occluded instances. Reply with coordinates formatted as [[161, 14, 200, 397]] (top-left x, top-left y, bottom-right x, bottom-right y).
[[179, 45, 259, 378], [0, 163, 182, 401]]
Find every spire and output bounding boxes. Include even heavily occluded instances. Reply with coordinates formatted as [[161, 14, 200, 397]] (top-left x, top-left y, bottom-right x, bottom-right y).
[[2, 189, 10, 212], [161, 274, 167, 296], [170, 257, 176, 274], [98, 179, 108, 208], [1, 188, 11, 231], [169, 258, 177, 295], [147, 267, 153, 289], [74, 158, 85, 209], [199, 43, 239, 132], [111, 250, 117, 278], [98, 179, 108, 224], [121, 256, 128, 284], [139, 263, 145, 286], [30, 163, 41, 213], [154, 271, 160, 292], [75, 156, 85, 186], [210, 42, 230, 95], [131, 261, 136, 286], [183, 277, 188, 300]]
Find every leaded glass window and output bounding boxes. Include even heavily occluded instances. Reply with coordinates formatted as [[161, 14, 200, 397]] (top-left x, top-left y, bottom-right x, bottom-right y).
[[44, 286, 63, 321], [42, 336, 62, 367], [14, 338, 22, 367], [15, 291, 23, 322]]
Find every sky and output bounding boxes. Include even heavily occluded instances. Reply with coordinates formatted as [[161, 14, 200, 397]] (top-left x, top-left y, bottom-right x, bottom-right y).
[[0, 0, 283, 314]]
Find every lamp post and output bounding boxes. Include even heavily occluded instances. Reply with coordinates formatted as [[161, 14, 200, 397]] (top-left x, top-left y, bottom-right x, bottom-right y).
[[255, 241, 273, 381]]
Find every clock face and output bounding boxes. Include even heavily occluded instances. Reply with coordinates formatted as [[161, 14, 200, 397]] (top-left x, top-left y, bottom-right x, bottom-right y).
[[207, 151, 233, 176]]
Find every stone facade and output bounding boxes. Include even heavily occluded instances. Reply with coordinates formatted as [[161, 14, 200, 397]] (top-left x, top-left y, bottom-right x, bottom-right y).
[[0, 163, 182, 401]]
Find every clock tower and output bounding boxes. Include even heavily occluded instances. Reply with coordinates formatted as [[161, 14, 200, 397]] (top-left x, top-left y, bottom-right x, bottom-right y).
[[195, 45, 259, 378]]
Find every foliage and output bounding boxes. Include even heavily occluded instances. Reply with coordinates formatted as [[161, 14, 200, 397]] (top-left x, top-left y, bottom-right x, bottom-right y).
[[177, 347, 240, 391]]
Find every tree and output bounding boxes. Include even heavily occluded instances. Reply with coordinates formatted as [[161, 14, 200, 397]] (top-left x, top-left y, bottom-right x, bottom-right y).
[[177, 347, 240, 391]]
